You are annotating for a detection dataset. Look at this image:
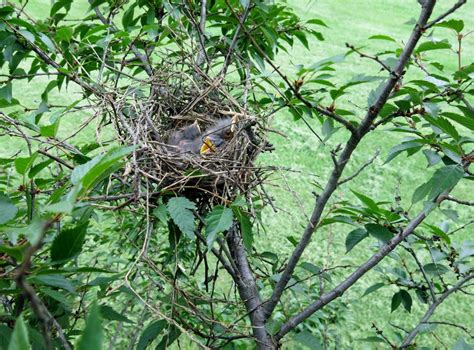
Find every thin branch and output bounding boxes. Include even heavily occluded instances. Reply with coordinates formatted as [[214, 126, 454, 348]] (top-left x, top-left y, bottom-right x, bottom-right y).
[[265, 0, 437, 322], [338, 149, 380, 185], [403, 246, 436, 303], [424, 0, 467, 30], [38, 149, 74, 170], [346, 43, 392, 72], [422, 321, 473, 338], [443, 195, 474, 206], [400, 274, 474, 348]]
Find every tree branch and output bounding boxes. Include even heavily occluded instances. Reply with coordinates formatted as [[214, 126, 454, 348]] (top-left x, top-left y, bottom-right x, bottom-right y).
[[400, 274, 474, 348], [424, 0, 467, 30], [264, 0, 437, 321], [226, 225, 275, 349]]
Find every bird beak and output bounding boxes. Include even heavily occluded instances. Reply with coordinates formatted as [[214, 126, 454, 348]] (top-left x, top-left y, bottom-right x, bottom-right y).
[[200, 137, 217, 154]]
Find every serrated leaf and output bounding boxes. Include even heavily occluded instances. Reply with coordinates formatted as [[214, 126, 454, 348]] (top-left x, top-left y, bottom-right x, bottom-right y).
[[435, 19, 464, 33], [99, 305, 133, 323], [428, 165, 464, 201], [233, 207, 253, 250], [77, 303, 103, 350], [399, 290, 412, 312], [306, 18, 328, 27], [423, 263, 450, 276], [8, 314, 29, 350], [385, 141, 422, 163], [363, 282, 385, 296], [416, 40, 451, 53], [391, 291, 402, 312], [29, 274, 75, 293], [51, 223, 88, 264], [39, 33, 56, 53], [422, 149, 441, 167], [0, 193, 18, 224], [365, 223, 393, 243], [205, 206, 233, 248], [351, 190, 379, 211], [293, 331, 322, 350], [137, 320, 167, 350], [0, 81, 12, 102], [153, 204, 168, 225], [345, 228, 368, 253], [368, 34, 396, 42], [167, 197, 196, 239]]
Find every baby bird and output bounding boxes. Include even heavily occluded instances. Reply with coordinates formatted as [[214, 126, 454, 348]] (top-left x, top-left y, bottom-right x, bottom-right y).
[[167, 118, 234, 155]]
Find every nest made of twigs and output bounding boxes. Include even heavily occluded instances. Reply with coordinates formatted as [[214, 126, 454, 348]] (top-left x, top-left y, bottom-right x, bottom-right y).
[[102, 68, 269, 203]]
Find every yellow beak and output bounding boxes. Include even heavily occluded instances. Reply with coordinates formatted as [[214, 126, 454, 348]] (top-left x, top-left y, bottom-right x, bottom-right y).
[[200, 137, 217, 154]]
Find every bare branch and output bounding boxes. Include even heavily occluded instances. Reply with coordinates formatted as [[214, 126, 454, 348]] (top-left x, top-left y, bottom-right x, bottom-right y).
[[443, 195, 474, 206], [338, 149, 380, 185], [400, 274, 474, 348], [345, 43, 392, 72]]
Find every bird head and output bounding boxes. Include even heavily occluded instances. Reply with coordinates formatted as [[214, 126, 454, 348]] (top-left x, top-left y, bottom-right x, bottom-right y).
[[200, 118, 234, 154]]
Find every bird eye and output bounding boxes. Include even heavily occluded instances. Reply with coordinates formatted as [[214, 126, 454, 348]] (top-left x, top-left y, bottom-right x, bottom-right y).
[[224, 130, 233, 139]]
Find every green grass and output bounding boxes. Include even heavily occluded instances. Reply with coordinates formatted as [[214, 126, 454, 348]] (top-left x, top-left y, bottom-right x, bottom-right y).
[[2, 0, 474, 348]]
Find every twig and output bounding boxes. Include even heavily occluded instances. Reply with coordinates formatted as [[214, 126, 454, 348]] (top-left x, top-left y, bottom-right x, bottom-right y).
[[400, 274, 474, 348], [346, 43, 392, 72], [443, 195, 474, 206], [338, 149, 380, 185], [424, 0, 467, 29]]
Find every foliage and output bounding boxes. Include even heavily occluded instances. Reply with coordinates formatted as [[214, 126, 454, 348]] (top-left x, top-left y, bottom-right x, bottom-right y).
[[0, 0, 473, 349]]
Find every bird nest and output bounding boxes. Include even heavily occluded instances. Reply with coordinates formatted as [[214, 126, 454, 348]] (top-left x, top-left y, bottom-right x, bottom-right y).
[[103, 69, 269, 203]]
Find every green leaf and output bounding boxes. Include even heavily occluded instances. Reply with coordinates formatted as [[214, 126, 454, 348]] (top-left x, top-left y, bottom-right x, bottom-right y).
[[368, 34, 396, 42], [137, 320, 167, 350], [19, 30, 34, 43], [435, 19, 464, 33], [81, 146, 135, 191], [167, 197, 196, 239], [416, 40, 451, 53], [99, 305, 133, 323], [391, 291, 402, 312], [14, 153, 37, 175], [385, 141, 423, 163], [39, 34, 56, 53], [233, 207, 253, 250], [442, 112, 474, 131], [351, 190, 379, 211], [0, 81, 12, 102], [365, 223, 393, 243], [153, 203, 169, 225], [293, 331, 322, 350], [55, 26, 73, 43], [422, 150, 442, 167], [205, 206, 233, 248], [427, 165, 464, 201], [345, 228, 368, 253], [363, 282, 385, 296], [0, 193, 18, 224], [29, 274, 75, 293], [306, 18, 328, 27], [77, 303, 103, 350], [399, 290, 412, 312], [8, 314, 29, 350], [413, 165, 464, 204], [40, 120, 60, 137], [423, 263, 450, 276], [51, 223, 88, 264]]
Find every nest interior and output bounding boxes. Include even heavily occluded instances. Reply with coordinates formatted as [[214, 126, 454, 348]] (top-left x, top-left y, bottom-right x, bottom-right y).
[[105, 69, 269, 203]]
